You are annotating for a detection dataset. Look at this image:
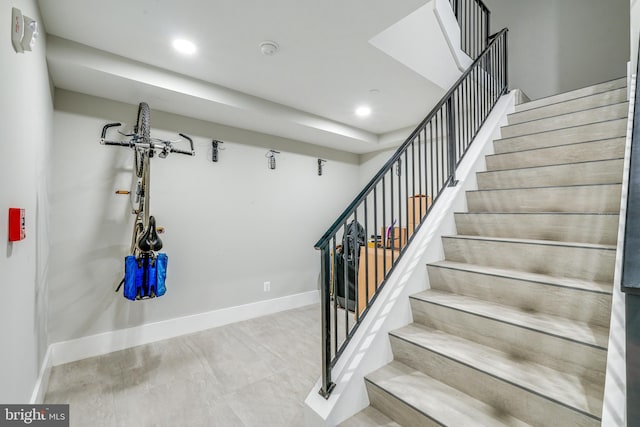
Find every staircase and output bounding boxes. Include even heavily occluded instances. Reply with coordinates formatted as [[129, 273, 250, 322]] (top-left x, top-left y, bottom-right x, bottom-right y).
[[341, 78, 627, 426]]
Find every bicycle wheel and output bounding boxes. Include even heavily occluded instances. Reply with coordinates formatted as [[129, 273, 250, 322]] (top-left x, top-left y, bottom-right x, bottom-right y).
[[134, 102, 150, 178]]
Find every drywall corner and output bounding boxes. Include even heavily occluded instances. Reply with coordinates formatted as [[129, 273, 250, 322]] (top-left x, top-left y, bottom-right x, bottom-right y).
[[433, 0, 473, 71]]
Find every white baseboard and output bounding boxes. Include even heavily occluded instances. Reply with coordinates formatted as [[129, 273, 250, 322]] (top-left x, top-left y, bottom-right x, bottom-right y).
[[48, 290, 319, 368], [30, 346, 52, 404]]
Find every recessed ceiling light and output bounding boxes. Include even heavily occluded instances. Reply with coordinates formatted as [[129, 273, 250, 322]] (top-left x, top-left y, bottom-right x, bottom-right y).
[[173, 39, 197, 55], [355, 106, 372, 117]]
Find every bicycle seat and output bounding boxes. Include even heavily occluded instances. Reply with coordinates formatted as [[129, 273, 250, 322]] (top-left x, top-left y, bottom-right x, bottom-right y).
[[137, 216, 163, 252]]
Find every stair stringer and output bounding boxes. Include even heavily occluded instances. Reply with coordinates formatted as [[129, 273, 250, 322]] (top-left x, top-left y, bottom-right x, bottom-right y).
[[304, 91, 516, 427], [600, 73, 634, 427]]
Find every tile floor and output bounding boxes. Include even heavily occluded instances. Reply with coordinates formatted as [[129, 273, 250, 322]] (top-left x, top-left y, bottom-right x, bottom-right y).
[[45, 304, 321, 427]]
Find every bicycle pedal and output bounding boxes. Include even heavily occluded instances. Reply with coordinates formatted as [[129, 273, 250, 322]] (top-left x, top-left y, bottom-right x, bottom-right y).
[[115, 190, 130, 195]]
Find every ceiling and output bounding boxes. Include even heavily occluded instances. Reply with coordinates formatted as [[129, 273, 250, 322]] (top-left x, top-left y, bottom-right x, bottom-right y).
[[38, 0, 453, 154]]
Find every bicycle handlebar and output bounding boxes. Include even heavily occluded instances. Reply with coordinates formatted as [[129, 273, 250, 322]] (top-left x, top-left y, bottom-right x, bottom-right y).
[[101, 122, 122, 139], [170, 147, 193, 156], [178, 133, 195, 155], [103, 140, 131, 147], [100, 123, 195, 156]]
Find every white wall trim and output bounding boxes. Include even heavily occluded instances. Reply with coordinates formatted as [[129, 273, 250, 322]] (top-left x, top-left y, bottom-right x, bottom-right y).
[[29, 346, 52, 404], [304, 91, 515, 427], [48, 290, 319, 368]]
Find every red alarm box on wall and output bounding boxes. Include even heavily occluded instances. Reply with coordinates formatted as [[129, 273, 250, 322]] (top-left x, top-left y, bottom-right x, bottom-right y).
[[8, 208, 25, 241]]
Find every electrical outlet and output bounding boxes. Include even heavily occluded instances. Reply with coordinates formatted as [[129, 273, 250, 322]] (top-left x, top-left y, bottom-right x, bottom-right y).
[[263, 281, 271, 292]]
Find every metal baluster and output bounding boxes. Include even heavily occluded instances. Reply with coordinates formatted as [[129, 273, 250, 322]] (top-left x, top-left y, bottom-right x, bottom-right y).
[[382, 176, 387, 283], [474, 1, 478, 57], [364, 198, 369, 317], [331, 234, 337, 360], [342, 221, 348, 349], [441, 109, 446, 188], [390, 167, 395, 264], [447, 97, 458, 186], [404, 149, 409, 243], [373, 186, 379, 303], [466, 0, 470, 56], [429, 121, 434, 200], [417, 133, 423, 223], [411, 141, 416, 225], [353, 209, 360, 321], [397, 156, 403, 253], [504, 32, 509, 91], [319, 242, 334, 398]]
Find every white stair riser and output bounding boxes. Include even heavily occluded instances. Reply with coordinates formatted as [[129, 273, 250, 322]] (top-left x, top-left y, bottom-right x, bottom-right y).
[[477, 159, 623, 190], [427, 264, 612, 327], [515, 78, 626, 113], [486, 138, 625, 171], [466, 185, 622, 213], [501, 103, 627, 138], [365, 381, 439, 427], [494, 119, 626, 154], [390, 335, 602, 426], [442, 237, 615, 282], [508, 88, 628, 125], [454, 213, 619, 245]]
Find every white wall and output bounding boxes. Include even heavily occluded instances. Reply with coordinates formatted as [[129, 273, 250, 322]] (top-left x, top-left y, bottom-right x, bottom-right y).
[[484, 0, 629, 100], [632, 0, 640, 70], [0, 0, 53, 403], [359, 148, 399, 188], [48, 91, 361, 343]]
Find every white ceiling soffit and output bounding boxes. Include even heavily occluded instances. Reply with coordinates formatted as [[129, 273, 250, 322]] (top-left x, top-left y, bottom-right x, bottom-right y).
[[369, 0, 469, 90], [47, 36, 380, 153], [40, 0, 457, 154]]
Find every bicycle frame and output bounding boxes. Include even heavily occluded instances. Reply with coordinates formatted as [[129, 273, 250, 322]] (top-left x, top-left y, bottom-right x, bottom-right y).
[[100, 102, 195, 297]]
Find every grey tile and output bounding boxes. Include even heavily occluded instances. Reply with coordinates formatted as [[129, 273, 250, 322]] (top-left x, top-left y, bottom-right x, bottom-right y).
[[225, 370, 311, 427], [113, 377, 230, 427], [44, 304, 321, 427], [339, 406, 401, 426], [46, 381, 117, 427], [187, 325, 288, 395]]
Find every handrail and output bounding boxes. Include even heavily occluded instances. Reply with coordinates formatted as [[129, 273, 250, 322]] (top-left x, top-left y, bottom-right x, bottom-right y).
[[315, 28, 508, 398]]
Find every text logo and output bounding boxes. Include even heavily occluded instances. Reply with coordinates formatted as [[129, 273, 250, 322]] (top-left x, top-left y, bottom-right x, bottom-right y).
[[0, 405, 68, 426]]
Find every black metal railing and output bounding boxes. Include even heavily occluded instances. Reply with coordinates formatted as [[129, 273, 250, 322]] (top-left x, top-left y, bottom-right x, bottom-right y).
[[314, 28, 508, 398], [450, 0, 491, 59]]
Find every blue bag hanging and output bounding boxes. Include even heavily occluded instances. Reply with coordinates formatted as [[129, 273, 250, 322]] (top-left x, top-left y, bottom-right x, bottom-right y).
[[156, 253, 168, 297], [124, 255, 143, 301], [123, 254, 168, 300]]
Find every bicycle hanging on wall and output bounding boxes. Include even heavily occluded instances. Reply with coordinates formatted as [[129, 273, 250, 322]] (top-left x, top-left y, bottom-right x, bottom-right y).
[[100, 102, 195, 300]]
